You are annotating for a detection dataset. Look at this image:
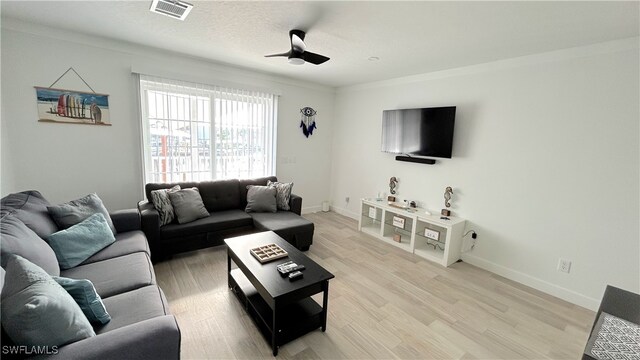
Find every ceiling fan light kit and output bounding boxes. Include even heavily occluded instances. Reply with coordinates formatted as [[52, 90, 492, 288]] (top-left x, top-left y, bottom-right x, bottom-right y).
[[265, 29, 330, 65], [288, 57, 305, 65]]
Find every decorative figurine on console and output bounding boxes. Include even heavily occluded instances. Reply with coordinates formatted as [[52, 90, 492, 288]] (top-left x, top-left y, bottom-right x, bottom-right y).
[[441, 186, 453, 218], [388, 177, 398, 203], [389, 177, 398, 194]]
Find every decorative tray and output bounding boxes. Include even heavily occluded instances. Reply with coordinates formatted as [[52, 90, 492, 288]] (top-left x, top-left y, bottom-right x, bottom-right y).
[[250, 243, 288, 264]]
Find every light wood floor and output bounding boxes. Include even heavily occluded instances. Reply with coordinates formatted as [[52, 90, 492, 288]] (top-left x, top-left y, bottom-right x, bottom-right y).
[[154, 211, 595, 359]]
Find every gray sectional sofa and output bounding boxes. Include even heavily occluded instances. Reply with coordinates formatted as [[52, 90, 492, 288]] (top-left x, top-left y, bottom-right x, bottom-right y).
[[0, 191, 180, 359], [139, 176, 314, 261]]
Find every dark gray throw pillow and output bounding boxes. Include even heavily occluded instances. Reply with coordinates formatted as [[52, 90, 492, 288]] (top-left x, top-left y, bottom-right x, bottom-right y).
[[0, 213, 60, 276], [168, 188, 209, 224], [47, 193, 116, 235], [245, 185, 277, 213]]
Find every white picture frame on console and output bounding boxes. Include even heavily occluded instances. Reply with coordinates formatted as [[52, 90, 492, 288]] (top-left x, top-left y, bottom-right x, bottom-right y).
[[368, 207, 377, 219], [425, 228, 440, 241], [392, 216, 406, 228]]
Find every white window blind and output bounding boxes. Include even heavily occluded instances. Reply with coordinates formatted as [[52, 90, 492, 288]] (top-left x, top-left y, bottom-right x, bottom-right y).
[[139, 75, 277, 183]]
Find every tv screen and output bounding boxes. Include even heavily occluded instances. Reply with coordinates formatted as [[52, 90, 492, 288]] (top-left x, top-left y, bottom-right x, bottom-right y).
[[381, 106, 456, 158]]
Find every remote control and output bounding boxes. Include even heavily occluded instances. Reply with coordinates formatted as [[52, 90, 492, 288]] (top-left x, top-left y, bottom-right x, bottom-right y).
[[276, 261, 294, 270], [288, 271, 303, 281], [279, 264, 305, 277], [277, 262, 297, 272]]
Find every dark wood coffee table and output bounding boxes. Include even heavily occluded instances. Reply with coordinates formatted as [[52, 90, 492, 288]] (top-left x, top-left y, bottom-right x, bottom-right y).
[[225, 231, 334, 356]]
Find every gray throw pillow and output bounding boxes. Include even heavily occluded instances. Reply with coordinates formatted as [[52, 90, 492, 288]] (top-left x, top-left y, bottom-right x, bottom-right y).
[[168, 188, 209, 224], [245, 185, 277, 213], [150, 185, 181, 226], [47, 193, 116, 235], [267, 180, 293, 211], [46, 213, 116, 269], [0, 213, 60, 276], [1, 255, 95, 347], [53, 276, 111, 325]]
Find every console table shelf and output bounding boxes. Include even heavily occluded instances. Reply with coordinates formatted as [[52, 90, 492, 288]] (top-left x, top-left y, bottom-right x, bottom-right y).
[[358, 199, 466, 267]]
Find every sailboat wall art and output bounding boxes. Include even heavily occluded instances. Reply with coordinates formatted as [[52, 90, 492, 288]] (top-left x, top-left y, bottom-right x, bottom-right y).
[[34, 87, 111, 126]]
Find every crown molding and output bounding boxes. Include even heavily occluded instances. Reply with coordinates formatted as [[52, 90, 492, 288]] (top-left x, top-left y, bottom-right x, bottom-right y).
[[338, 37, 640, 93]]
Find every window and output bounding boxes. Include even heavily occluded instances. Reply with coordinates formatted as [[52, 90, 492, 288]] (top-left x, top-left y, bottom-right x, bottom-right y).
[[139, 75, 277, 183]]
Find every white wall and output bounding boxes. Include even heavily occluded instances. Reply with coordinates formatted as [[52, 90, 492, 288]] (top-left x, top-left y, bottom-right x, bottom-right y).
[[0, 20, 334, 212], [330, 39, 639, 309]]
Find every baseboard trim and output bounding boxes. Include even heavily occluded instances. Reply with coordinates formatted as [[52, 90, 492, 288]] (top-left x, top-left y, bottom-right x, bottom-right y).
[[301, 205, 322, 214], [329, 205, 359, 219], [461, 253, 600, 311]]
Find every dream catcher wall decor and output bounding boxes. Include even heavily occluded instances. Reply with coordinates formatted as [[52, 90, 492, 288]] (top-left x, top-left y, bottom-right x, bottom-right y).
[[300, 106, 317, 138]]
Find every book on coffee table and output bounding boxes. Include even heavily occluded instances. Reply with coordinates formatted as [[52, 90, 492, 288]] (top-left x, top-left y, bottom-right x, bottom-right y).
[[250, 243, 288, 263]]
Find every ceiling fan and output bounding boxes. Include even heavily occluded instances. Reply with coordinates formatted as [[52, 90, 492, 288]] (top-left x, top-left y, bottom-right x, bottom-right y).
[[265, 30, 330, 65]]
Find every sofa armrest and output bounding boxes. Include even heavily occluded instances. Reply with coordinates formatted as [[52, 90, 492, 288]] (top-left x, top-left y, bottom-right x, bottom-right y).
[[138, 200, 160, 248], [289, 194, 302, 215], [109, 209, 141, 233], [43, 316, 180, 360]]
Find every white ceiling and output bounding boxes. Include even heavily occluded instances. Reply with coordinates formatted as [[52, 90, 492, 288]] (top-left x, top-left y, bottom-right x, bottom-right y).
[[2, 1, 638, 88]]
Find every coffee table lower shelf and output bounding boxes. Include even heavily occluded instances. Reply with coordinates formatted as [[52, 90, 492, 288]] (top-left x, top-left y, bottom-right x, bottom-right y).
[[229, 268, 324, 352]]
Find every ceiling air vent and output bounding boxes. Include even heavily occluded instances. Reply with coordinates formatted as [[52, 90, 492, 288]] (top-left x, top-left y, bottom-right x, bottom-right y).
[[150, 0, 193, 21]]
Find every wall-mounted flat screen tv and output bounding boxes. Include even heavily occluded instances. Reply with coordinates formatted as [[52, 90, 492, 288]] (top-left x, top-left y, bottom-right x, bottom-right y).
[[381, 106, 456, 158]]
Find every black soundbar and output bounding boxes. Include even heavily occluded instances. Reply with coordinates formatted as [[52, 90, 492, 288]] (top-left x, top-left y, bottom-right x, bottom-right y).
[[395, 156, 436, 165]]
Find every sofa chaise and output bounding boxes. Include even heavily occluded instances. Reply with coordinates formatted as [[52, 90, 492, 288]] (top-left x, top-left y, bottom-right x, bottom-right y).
[[0, 190, 180, 359], [138, 176, 314, 261]]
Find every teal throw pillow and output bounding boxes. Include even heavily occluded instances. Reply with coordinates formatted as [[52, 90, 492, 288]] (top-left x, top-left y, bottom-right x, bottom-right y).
[[53, 276, 111, 325], [1, 255, 95, 347], [46, 213, 116, 269]]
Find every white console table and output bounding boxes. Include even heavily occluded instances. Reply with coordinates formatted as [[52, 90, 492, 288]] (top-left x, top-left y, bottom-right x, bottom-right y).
[[358, 198, 466, 267]]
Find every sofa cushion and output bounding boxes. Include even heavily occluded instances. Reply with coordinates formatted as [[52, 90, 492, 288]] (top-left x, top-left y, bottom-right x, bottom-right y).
[[47, 193, 117, 235], [245, 185, 277, 213], [81, 230, 150, 265], [53, 276, 111, 325], [251, 211, 314, 238], [160, 210, 253, 239], [60, 252, 155, 298], [96, 285, 169, 334], [198, 179, 241, 211], [239, 176, 277, 208], [1, 190, 58, 239], [1, 255, 95, 347], [47, 213, 116, 269], [1, 212, 60, 276]]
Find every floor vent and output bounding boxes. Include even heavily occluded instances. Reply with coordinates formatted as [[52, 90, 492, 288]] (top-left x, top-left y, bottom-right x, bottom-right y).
[[150, 0, 193, 21]]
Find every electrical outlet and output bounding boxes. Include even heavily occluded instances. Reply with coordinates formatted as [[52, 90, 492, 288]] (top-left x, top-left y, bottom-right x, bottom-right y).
[[558, 258, 572, 273]]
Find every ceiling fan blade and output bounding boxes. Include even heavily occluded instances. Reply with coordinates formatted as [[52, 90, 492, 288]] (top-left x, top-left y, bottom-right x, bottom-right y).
[[264, 51, 291, 58], [291, 33, 306, 52], [302, 51, 330, 65]]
